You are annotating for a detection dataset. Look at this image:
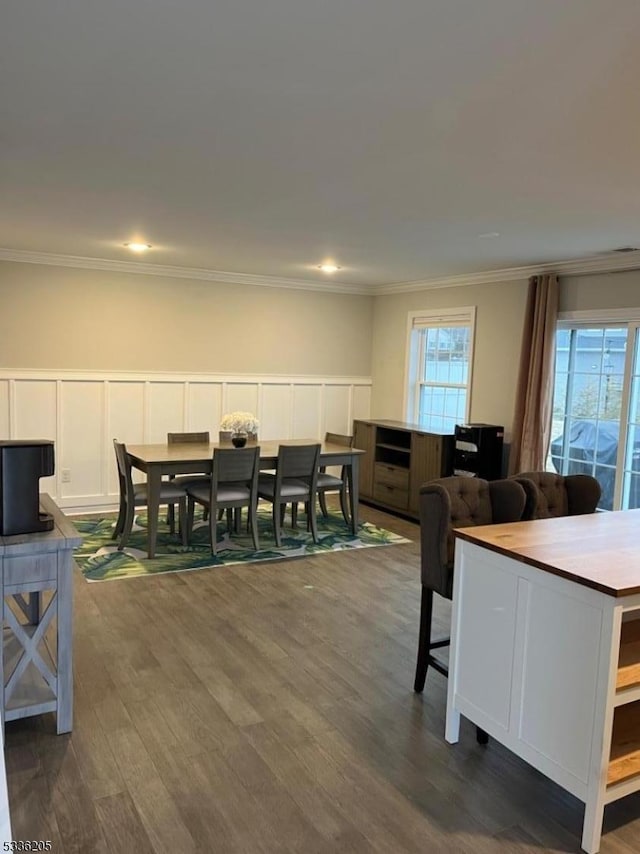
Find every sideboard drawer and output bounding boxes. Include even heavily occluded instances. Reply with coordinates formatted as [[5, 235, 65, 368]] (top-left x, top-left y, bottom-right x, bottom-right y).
[[373, 482, 409, 510], [374, 463, 409, 490]]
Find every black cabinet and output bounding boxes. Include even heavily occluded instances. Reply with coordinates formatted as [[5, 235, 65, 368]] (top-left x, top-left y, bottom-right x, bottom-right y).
[[453, 423, 504, 481]]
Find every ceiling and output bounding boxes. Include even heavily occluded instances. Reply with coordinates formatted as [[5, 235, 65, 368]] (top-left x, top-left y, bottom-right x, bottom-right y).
[[3, 0, 640, 291]]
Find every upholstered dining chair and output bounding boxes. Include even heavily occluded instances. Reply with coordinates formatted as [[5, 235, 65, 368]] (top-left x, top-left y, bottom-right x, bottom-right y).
[[415, 476, 527, 695], [186, 446, 260, 556], [112, 439, 188, 550], [167, 431, 211, 527], [512, 471, 601, 520], [258, 444, 321, 547]]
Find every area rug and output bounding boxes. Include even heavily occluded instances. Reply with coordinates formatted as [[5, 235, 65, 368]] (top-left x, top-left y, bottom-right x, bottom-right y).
[[73, 508, 410, 582]]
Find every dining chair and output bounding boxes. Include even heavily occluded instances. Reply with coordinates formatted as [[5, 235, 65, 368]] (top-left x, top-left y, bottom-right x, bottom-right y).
[[290, 432, 354, 529], [167, 431, 211, 528], [258, 444, 321, 547], [112, 439, 188, 550], [186, 446, 260, 555], [317, 431, 353, 524]]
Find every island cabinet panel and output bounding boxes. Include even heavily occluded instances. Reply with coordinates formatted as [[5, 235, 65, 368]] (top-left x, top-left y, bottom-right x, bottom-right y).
[[353, 419, 453, 519], [446, 510, 640, 854]]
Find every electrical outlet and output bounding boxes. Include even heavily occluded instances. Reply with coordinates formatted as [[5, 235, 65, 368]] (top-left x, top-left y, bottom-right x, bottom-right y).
[[61, 469, 71, 483]]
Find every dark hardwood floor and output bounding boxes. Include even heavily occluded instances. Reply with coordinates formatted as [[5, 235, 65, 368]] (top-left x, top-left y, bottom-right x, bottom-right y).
[[5, 504, 640, 852]]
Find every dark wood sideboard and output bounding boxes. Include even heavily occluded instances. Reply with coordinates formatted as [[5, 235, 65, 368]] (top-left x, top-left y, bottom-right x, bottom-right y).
[[353, 419, 454, 519]]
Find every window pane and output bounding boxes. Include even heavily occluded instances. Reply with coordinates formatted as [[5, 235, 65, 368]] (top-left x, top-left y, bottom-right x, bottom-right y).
[[414, 323, 471, 432], [548, 325, 630, 510]]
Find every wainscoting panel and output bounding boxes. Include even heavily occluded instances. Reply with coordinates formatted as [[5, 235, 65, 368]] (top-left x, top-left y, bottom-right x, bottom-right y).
[[224, 383, 260, 417], [107, 382, 146, 492], [352, 384, 372, 422], [0, 381, 9, 438], [60, 382, 104, 500], [292, 386, 322, 439], [147, 383, 187, 443], [187, 383, 223, 436], [0, 370, 371, 512], [323, 385, 351, 435], [13, 380, 57, 496], [260, 385, 293, 440]]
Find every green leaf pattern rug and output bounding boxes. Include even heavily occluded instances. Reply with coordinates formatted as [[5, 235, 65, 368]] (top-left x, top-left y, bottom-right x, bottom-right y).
[[74, 508, 410, 582]]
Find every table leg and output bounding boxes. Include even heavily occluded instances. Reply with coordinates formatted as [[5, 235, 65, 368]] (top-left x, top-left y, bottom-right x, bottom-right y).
[[56, 551, 73, 734], [349, 455, 360, 534], [146, 465, 161, 559]]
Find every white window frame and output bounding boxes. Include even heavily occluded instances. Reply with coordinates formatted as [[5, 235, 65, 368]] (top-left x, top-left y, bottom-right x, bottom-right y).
[[403, 306, 476, 429], [555, 307, 640, 510]]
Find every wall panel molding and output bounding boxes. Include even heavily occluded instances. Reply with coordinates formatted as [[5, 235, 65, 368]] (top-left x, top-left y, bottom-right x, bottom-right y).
[[0, 368, 372, 513]]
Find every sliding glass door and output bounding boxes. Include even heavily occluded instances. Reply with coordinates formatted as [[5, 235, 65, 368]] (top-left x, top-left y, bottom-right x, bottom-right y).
[[549, 322, 640, 510]]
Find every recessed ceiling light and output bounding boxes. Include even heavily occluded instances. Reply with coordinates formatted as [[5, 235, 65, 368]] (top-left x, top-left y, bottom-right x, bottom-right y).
[[124, 242, 152, 252], [478, 232, 500, 239], [317, 263, 341, 274]]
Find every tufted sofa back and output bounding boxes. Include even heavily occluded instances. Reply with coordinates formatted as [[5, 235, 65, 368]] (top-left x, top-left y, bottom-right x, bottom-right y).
[[419, 476, 527, 599], [513, 471, 601, 520]]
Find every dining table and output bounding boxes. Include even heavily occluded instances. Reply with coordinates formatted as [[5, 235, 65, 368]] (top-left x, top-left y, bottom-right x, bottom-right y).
[[126, 438, 364, 558]]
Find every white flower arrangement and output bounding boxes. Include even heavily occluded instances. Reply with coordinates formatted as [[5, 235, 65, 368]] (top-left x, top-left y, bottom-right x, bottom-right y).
[[220, 411, 260, 434]]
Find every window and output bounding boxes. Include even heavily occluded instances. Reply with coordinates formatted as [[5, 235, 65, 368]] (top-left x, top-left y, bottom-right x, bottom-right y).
[[549, 315, 640, 510], [405, 307, 475, 432]]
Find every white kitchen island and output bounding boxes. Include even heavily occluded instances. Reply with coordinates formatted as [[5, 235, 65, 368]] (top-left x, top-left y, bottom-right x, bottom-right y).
[[446, 509, 640, 853]]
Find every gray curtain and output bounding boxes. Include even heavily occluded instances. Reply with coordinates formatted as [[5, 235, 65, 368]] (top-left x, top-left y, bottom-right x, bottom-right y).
[[509, 273, 559, 474]]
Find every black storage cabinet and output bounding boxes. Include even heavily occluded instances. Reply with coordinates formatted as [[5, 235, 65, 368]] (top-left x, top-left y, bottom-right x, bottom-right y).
[[453, 423, 504, 481]]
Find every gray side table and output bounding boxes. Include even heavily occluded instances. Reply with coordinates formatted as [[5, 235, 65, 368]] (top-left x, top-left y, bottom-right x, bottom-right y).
[[0, 494, 81, 734]]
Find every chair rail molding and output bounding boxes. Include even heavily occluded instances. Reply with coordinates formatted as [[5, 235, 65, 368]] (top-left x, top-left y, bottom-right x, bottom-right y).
[[0, 368, 371, 513]]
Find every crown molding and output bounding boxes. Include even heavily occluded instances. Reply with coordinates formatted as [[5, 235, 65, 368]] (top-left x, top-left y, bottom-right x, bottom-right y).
[[2, 246, 640, 296], [0, 248, 371, 295], [373, 251, 640, 294]]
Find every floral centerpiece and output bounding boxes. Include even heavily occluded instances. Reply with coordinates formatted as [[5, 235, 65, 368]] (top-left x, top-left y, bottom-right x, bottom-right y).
[[219, 411, 259, 436]]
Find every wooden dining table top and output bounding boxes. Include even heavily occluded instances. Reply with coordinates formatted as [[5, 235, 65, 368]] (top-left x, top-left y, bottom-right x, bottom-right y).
[[127, 439, 364, 463]]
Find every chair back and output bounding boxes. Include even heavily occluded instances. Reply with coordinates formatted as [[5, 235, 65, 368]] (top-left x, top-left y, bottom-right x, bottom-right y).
[[324, 432, 353, 448], [513, 471, 601, 519], [213, 446, 260, 485], [419, 476, 526, 599], [168, 431, 210, 444], [113, 439, 135, 504], [276, 444, 321, 490]]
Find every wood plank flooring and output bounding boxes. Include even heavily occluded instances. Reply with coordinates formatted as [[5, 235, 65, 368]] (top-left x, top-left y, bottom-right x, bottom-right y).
[[5, 504, 640, 852]]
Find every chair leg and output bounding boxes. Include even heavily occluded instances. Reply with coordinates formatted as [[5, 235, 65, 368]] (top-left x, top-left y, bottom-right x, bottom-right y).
[[318, 490, 329, 519], [308, 495, 319, 543], [414, 587, 434, 693], [113, 499, 126, 539], [210, 503, 218, 556], [476, 727, 489, 745], [118, 501, 136, 551], [178, 499, 188, 547], [291, 502, 298, 527], [338, 484, 350, 527], [187, 496, 196, 540], [168, 503, 176, 535], [249, 504, 259, 551], [273, 503, 282, 547]]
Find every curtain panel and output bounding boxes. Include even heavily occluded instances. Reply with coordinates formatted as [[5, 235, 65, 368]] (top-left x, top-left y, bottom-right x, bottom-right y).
[[509, 273, 559, 474]]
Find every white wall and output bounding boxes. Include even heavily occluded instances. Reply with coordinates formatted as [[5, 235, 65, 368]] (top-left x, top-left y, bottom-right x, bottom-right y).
[[0, 369, 371, 512], [0, 260, 373, 512]]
